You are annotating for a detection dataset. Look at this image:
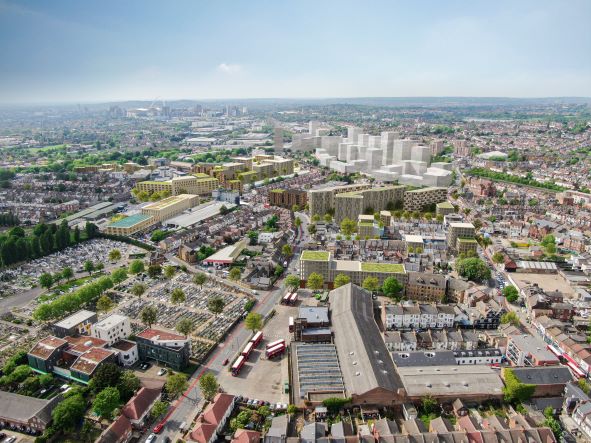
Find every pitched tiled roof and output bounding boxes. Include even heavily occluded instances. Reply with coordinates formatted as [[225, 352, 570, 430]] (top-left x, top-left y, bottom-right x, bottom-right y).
[[191, 421, 217, 443], [122, 387, 161, 420], [203, 393, 234, 426]]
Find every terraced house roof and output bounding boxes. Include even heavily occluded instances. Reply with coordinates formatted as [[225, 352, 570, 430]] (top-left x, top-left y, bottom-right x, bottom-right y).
[[301, 250, 330, 261]]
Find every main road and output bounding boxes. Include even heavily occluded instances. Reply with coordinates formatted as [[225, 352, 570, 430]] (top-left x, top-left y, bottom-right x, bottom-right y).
[[150, 226, 308, 442]]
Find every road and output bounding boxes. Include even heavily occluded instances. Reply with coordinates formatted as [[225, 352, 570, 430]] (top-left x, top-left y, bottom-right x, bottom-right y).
[[148, 226, 308, 442]]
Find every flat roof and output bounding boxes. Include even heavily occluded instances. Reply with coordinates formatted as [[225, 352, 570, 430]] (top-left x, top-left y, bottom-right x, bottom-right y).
[[54, 310, 96, 329], [93, 314, 128, 330], [203, 241, 246, 264], [404, 235, 424, 243], [144, 194, 198, 211], [164, 201, 236, 229], [108, 213, 152, 228], [361, 262, 405, 273], [450, 222, 475, 229], [516, 261, 558, 271], [301, 251, 330, 261], [436, 202, 455, 208], [397, 365, 504, 397], [298, 306, 329, 324]]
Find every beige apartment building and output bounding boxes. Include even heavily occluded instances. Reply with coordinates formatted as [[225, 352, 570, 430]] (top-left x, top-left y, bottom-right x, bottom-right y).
[[334, 185, 406, 224], [402, 187, 447, 211], [308, 183, 372, 218], [447, 222, 476, 252], [299, 250, 407, 289], [136, 174, 219, 196], [141, 194, 199, 222]]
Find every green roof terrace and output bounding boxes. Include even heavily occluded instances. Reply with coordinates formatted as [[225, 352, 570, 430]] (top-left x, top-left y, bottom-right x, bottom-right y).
[[300, 251, 330, 261], [108, 213, 152, 228], [361, 262, 405, 273]]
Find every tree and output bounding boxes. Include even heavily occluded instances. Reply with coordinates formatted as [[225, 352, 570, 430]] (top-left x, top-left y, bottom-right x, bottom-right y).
[[274, 264, 284, 277], [147, 264, 162, 279], [245, 312, 263, 332], [492, 252, 505, 264], [323, 213, 332, 223], [39, 273, 53, 290], [307, 224, 317, 235], [129, 259, 145, 274], [163, 265, 176, 279], [151, 400, 169, 419], [130, 283, 146, 299], [90, 363, 121, 392], [541, 234, 556, 248], [312, 214, 321, 223], [334, 273, 351, 288], [362, 276, 380, 293], [230, 410, 253, 432], [83, 260, 95, 276], [108, 249, 121, 261], [247, 230, 259, 245], [111, 268, 128, 284], [176, 318, 194, 336], [287, 404, 298, 415], [421, 395, 438, 415], [294, 217, 302, 230], [455, 257, 491, 282], [503, 368, 535, 403], [382, 276, 403, 298], [96, 294, 114, 313], [52, 393, 85, 431], [219, 205, 229, 215], [501, 311, 520, 327], [208, 296, 225, 315], [117, 370, 140, 402], [307, 272, 324, 291], [39, 373, 54, 388], [322, 397, 351, 412], [95, 262, 105, 273], [140, 305, 158, 328], [199, 372, 219, 401], [193, 273, 207, 287], [62, 266, 74, 282], [229, 267, 241, 281], [151, 230, 167, 242], [93, 387, 121, 419], [340, 217, 357, 236], [503, 286, 519, 303], [166, 372, 188, 398], [281, 244, 293, 257], [171, 287, 186, 304], [285, 275, 300, 291]]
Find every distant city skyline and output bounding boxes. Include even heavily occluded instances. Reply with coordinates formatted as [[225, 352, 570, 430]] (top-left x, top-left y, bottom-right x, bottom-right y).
[[0, 0, 590, 103]]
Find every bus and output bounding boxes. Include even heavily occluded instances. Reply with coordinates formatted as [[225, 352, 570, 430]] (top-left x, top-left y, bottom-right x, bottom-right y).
[[231, 355, 246, 376], [266, 343, 286, 359], [288, 292, 298, 305], [250, 331, 263, 347], [288, 316, 294, 333], [242, 342, 254, 360], [282, 293, 292, 305], [266, 339, 286, 350]]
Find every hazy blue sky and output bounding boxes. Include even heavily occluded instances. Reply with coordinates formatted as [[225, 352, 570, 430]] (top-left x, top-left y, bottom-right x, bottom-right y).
[[0, 0, 590, 103]]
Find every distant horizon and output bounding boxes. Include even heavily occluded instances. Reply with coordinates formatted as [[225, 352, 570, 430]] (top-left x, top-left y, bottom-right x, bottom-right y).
[[2, 95, 591, 108]]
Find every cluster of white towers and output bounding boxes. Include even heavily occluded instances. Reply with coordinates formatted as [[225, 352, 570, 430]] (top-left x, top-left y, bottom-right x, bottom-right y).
[[312, 123, 453, 187]]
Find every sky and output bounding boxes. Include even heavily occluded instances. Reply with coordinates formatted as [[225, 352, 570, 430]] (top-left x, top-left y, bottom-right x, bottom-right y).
[[0, 0, 590, 103]]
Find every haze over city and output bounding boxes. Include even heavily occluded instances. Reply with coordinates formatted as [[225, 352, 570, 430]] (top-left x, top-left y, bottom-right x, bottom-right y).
[[0, 0, 590, 103]]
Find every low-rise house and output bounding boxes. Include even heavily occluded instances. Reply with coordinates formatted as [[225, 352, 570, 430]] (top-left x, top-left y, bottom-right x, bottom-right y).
[[121, 387, 161, 428], [111, 339, 139, 367], [0, 391, 62, 433], [190, 393, 235, 443], [502, 367, 572, 397], [70, 346, 118, 383], [97, 415, 133, 443]]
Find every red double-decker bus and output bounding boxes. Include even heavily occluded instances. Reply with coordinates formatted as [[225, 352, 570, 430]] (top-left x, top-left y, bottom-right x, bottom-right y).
[[282, 292, 292, 304], [266, 342, 286, 359], [231, 355, 246, 376], [266, 339, 285, 350], [250, 331, 263, 347], [242, 342, 254, 360]]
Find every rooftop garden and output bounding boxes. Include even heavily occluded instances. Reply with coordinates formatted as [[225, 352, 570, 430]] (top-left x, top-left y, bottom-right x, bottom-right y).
[[300, 250, 330, 261], [361, 262, 405, 273]]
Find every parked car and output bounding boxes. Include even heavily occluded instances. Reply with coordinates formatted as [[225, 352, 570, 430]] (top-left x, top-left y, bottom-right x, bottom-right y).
[[146, 434, 157, 443], [157, 368, 167, 376]]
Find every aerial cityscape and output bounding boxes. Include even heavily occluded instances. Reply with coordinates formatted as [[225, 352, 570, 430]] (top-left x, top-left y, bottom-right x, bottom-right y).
[[0, 1, 590, 443]]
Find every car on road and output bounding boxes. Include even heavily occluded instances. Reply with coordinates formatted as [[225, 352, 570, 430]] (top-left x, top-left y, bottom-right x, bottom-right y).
[[153, 422, 165, 434], [146, 434, 157, 443], [222, 358, 229, 366]]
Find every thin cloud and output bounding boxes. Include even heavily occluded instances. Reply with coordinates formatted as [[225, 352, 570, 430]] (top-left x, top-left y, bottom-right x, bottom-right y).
[[217, 63, 243, 74]]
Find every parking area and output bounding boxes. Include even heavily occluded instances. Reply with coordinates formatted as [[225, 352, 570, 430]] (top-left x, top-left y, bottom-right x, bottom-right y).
[[217, 302, 297, 403], [509, 272, 575, 297], [0, 431, 33, 443]]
